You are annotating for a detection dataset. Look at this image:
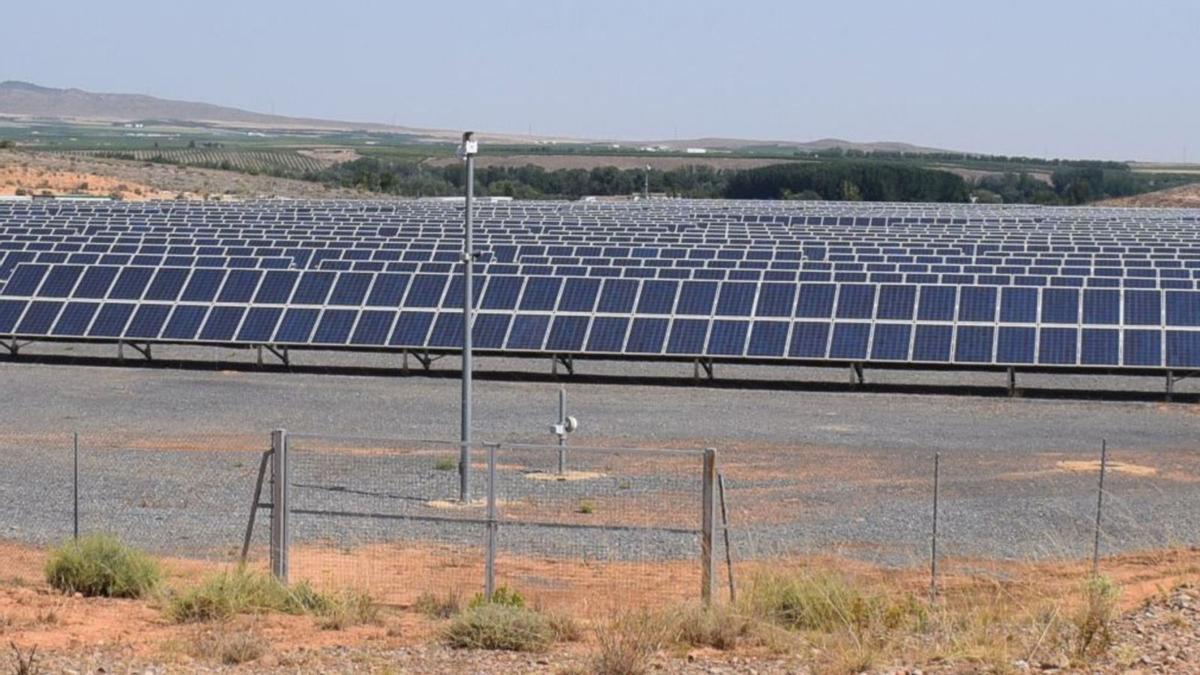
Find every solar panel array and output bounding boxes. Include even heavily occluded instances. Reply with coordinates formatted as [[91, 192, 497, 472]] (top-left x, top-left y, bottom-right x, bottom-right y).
[[2, 198, 1200, 371]]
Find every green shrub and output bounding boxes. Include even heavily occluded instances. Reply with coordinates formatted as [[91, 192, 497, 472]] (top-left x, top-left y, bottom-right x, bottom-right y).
[[315, 588, 379, 630], [443, 603, 555, 651], [415, 590, 461, 619], [44, 535, 160, 598], [591, 611, 667, 675], [433, 457, 457, 471], [469, 585, 525, 609], [167, 567, 329, 622], [743, 570, 883, 632], [1072, 575, 1119, 660]]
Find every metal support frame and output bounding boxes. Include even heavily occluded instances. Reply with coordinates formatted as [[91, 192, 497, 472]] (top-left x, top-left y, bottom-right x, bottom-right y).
[[240, 448, 274, 563], [552, 354, 575, 376], [117, 341, 152, 361], [717, 472, 736, 603], [256, 345, 290, 367], [1165, 370, 1196, 401], [1, 337, 19, 355], [850, 363, 865, 386], [1007, 367, 1017, 398], [694, 358, 714, 381], [556, 388, 568, 474], [269, 429, 290, 582], [700, 448, 717, 605]]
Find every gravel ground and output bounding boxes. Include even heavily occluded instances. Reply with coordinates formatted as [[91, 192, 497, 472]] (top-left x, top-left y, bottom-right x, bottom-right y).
[[1, 350, 1199, 572]]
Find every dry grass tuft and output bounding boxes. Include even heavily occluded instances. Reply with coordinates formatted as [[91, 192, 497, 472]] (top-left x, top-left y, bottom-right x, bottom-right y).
[[443, 603, 556, 652], [591, 611, 668, 675], [193, 626, 269, 665]]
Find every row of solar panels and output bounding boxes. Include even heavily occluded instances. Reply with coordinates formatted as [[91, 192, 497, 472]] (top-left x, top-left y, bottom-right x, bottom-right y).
[[6, 263, 1200, 327], [2, 298, 1198, 368]]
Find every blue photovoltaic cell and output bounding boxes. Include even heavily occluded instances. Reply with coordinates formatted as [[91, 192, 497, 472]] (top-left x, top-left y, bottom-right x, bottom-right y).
[[1124, 291, 1161, 326], [52, 302, 100, 336], [1041, 288, 1079, 324], [519, 277, 562, 311], [3, 265, 48, 296], [428, 312, 463, 347], [666, 318, 708, 354], [637, 280, 678, 314], [795, 284, 836, 318], [440, 275, 484, 309], [16, 301, 62, 334], [546, 315, 589, 351], [676, 281, 717, 315], [1167, 331, 1200, 367], [274, 308, 320, 343], [124, 304, 171, 339], [1083, 289, 1120, 325], [162, 305, 208, 340], [236, 307, 283, 342], [1166, 292, 1200, 327], [917, 286, 956, 321], [144, 268, 190, 302], [954, 326, 993, 362], [312, 309, 356, 344], [388, 311, 434, 347], [835, 285, 875, 319], [507, 315, 550, 350], [403, 274, 446, 308], [181, 269, 226, 302], [754, 283, 794, 317], [715, 283, 756, 316], [472, 313, 512, 349], [876, 285, 916, 320], [1000, 287, 1038, 323], [88, 303, 136, 337], [329, 273, 371, 306], [72, 266, 119, 299], [254, 270, 299, 304], [365, 273, 409, 307], [597, 279, 638, 313], [829, 323, 870, 359], [218, 270, 262, 303], [958, 286, 996, 322], [1081, 329, 1119, 365], [349, 310, 394, 345], [199, 306, 245, 341], [292, 271, 337, 305], [558, 278, 600, 312], [0, 299, 24, 332], [1039, 327, 1077, 364], [913, 324, 953, 362], [481, 276, 522, 309], [789, 322, 830, 358], [870, 323, 911, 360], [1124, 329, 1161, 366], [626, 317, 669, 353], [39, 266, 83, 298], [108, 267, 154, 301], [707, 320, 749, 356], [997, 326, 1036, 364], [586, 316, 629, 352], [747, 321, 789, 357]]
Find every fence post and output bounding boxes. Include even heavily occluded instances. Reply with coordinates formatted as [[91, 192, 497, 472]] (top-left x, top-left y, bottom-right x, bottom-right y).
[[930, 452, 940, 601], [73, 432, 79, 541], [701, 448, 716, 605], [270, 429, 290, 583], [1092, 439, 1107, 576], [484, 443, 498, 600]]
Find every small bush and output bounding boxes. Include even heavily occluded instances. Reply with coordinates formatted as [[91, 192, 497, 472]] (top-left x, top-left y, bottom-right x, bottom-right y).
[[44, 535, 160, 599], [743, 569, 891, 632], [9, 642, 41, 675], [315, 589, 379, 630], [167, 567, 330, 622], [577, 500, 596, 514], [415, 590, 461, 619], [433, 457, 457, 471], [591, 611, 666, 675], [443, 603, 555, 652], [672, 603, 754, 650], [469, 585, 525, 609], [1072, 575, 1119, 660], [194, 627, 268, 665]]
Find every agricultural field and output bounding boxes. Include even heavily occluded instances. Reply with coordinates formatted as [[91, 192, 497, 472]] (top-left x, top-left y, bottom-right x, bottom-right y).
[[53, 148, 332, 174]]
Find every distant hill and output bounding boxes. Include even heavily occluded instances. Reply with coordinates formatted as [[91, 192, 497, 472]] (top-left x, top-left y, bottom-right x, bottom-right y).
[[0, 80, 957, 154]]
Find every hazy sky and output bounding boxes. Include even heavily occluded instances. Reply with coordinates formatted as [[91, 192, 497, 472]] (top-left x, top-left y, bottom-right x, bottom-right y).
[[5, 0, 1197, 161]]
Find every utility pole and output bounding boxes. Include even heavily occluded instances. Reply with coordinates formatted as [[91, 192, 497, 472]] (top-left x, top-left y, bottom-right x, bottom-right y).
[[644, 165, 650, 200], [459, 131, 478, 502]]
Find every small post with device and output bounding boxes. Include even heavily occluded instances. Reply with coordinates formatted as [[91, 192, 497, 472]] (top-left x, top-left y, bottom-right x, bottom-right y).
[[551, 387, 578, 475], [458, 131, 478, 503]]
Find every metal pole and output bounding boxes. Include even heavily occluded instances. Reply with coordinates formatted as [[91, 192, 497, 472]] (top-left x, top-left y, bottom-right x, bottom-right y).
[[459, 131, 477, 503], [644, 166, 650, 199], [930, 452, 940, 600], [717, 473, 736, 603], [700, 448, 716, 605], [269, 429, 290, 582], [73, 432, 79, 541], [485, 443, 498, 600], [1092, 439, 1107, 575], [557, 388, 567, 475]]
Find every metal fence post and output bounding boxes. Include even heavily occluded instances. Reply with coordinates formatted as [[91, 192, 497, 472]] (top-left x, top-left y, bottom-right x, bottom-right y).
[[557, 388, 567, 475], [930, 452, 940, 601], [270, 429, 290, 583], [484, 443, 498, 600], [1092, 439, 1107, 575], [73, 432, 79, 541], [701, 448, 716, 605]]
